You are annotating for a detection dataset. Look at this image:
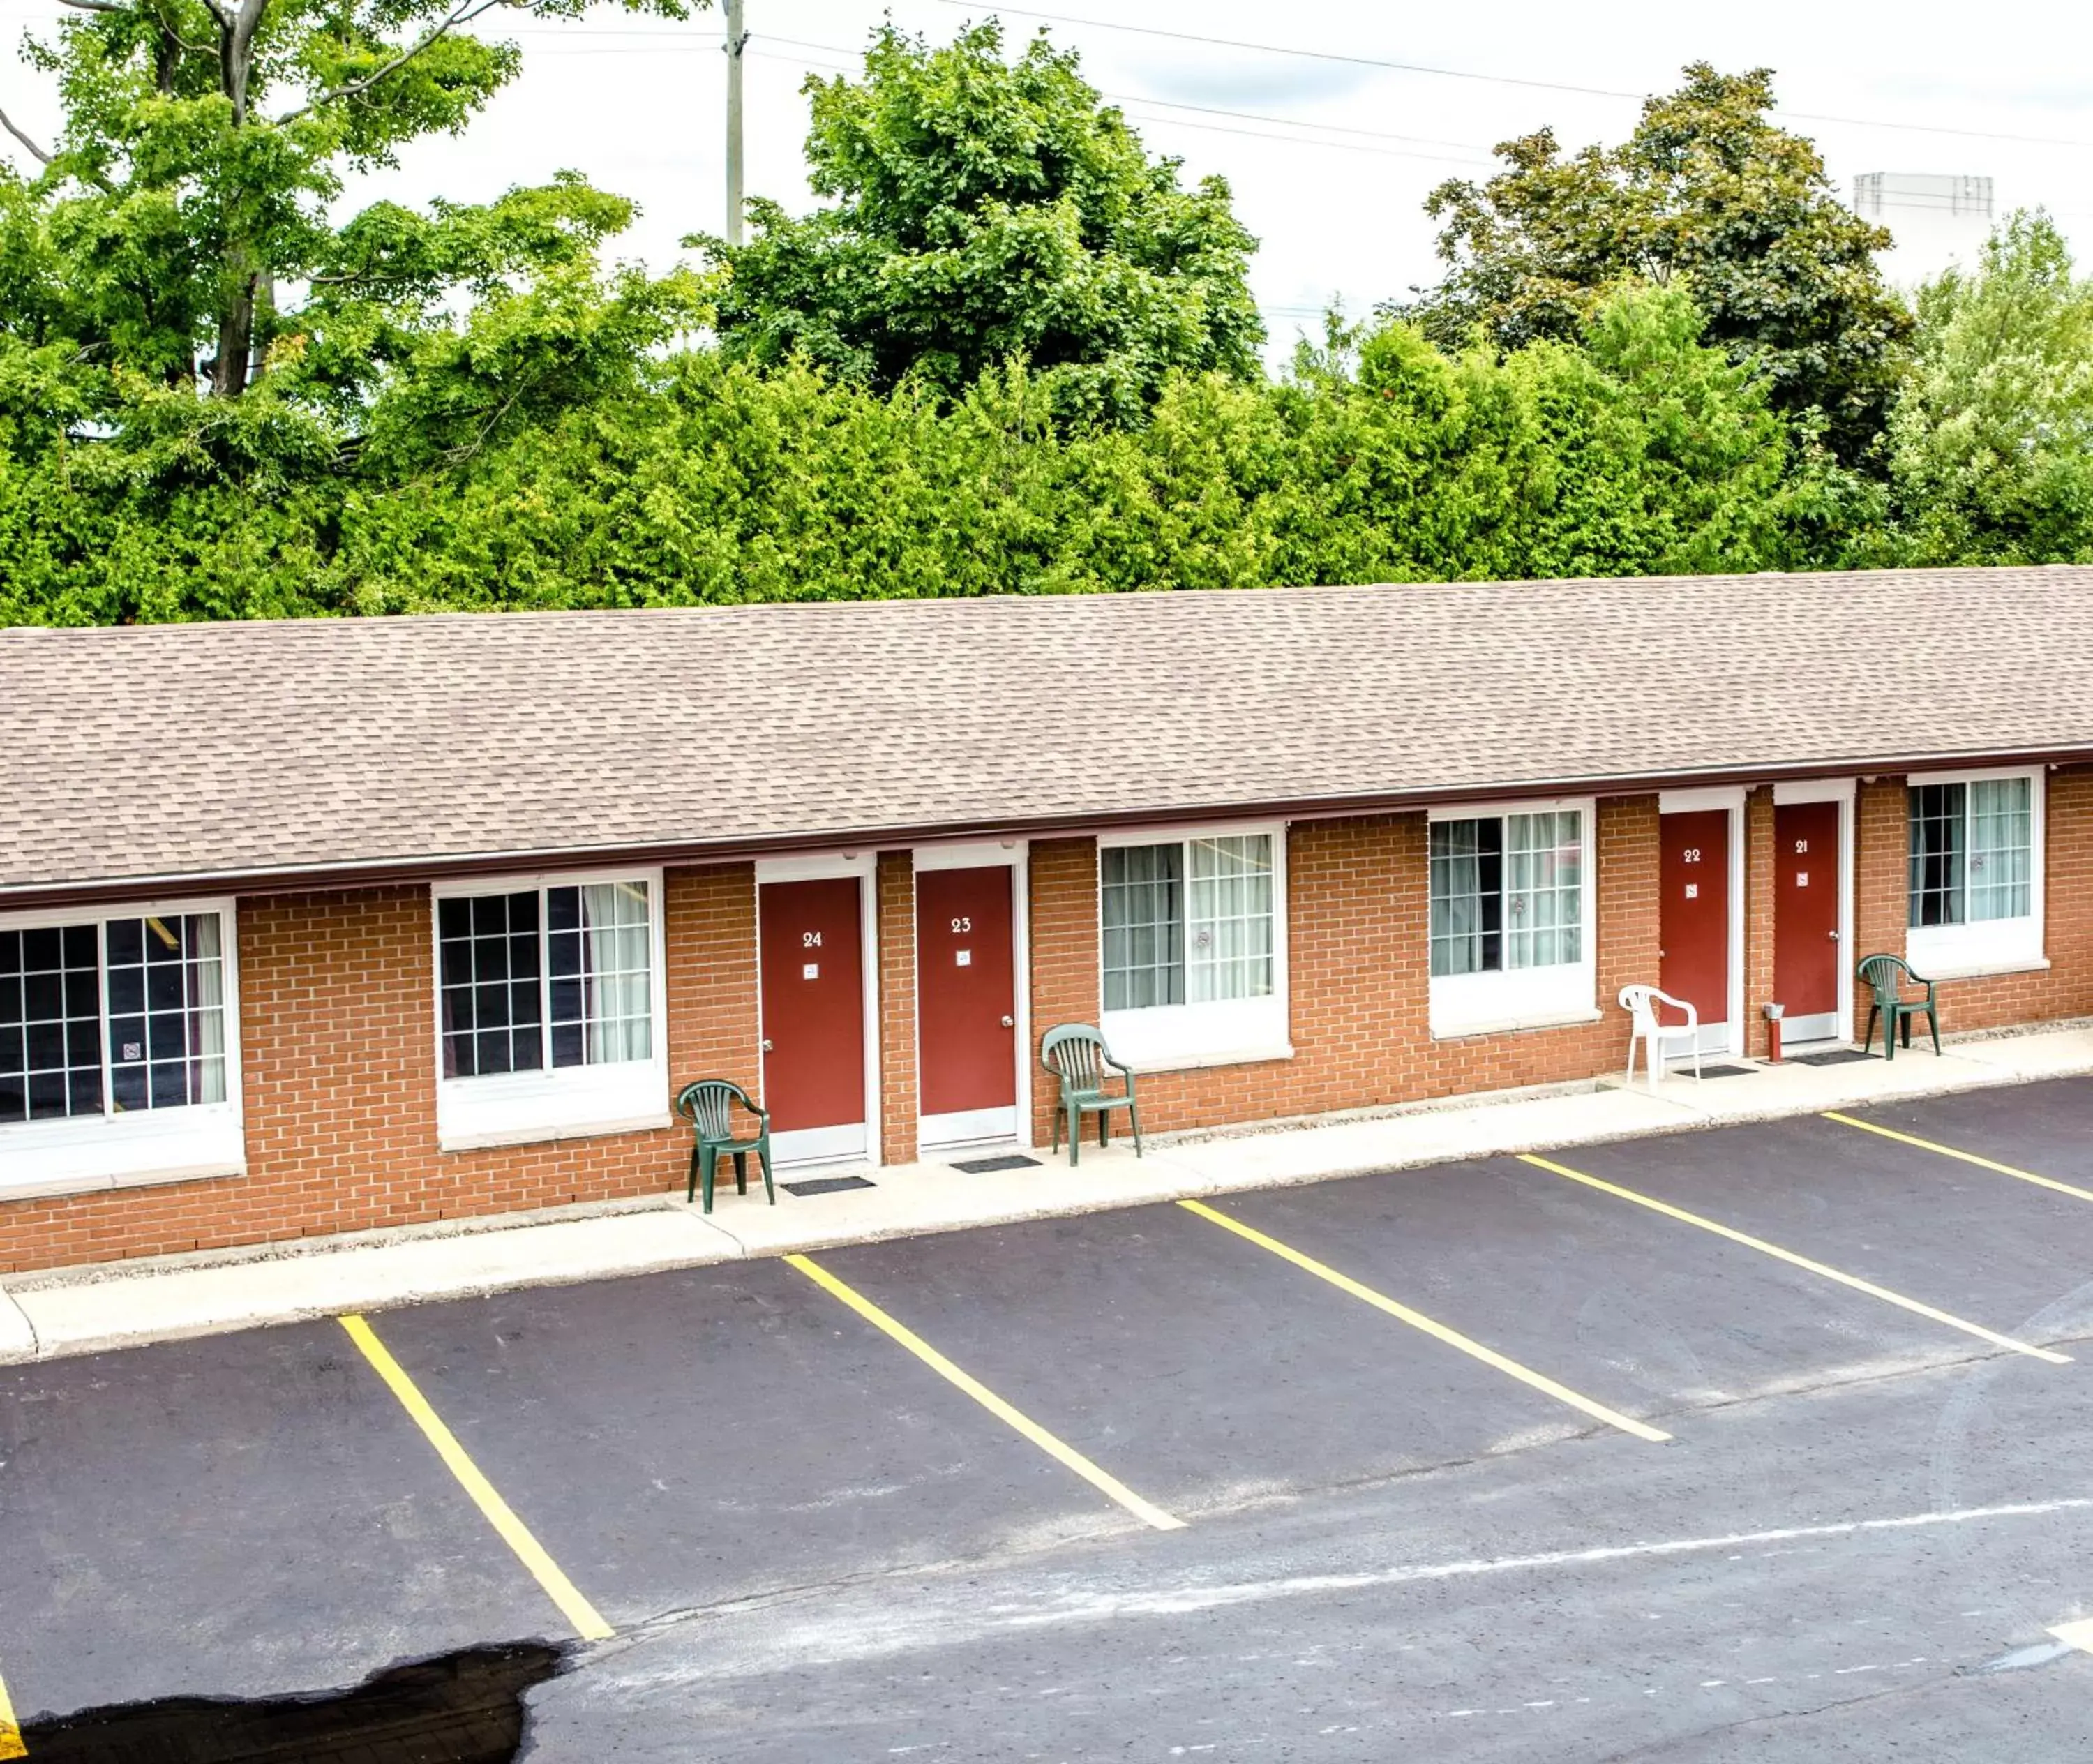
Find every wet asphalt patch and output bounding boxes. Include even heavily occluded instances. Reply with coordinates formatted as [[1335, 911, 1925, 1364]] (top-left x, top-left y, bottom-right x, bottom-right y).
[[16, 1641, 561, 1764]]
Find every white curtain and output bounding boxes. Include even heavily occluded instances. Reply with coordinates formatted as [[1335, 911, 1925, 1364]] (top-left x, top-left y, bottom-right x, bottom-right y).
[[1102, 844, 1185, 1010], [582, 882, 652, 1063], [186, 913, 228, 1104], [1188, 835, 1275, 1003], [1430, 821, 1485, 976], [1506, 812, 1582, 971], [1967, 778, 2032, 923]]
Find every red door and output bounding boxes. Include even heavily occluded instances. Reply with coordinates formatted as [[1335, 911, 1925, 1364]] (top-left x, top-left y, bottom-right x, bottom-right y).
[[1660, 809, 1730, 1029], [1774, 800, 1841, 1026], [916, 867, 1017, 1121], [758, 878, 866, 1134]]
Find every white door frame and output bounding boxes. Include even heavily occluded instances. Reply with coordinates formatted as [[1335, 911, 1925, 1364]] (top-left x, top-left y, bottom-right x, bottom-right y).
[[754, 851, 880, 1167], [1658, 787, 1746, 1059], [913, 840, 1031, 1150], [1771, 779, 1857, 1045]]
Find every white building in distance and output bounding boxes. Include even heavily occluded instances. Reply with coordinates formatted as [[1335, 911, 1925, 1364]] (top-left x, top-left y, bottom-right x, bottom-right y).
[[1853, 173, 1995, 287]]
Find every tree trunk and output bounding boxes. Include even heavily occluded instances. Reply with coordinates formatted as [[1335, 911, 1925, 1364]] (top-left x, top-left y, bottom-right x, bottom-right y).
[[212, 267, 256, 397], [208, 0, 267, 397]]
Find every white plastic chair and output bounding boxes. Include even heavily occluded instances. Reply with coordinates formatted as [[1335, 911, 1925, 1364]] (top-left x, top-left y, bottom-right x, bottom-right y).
[[1619, 985, 1703, 1093]]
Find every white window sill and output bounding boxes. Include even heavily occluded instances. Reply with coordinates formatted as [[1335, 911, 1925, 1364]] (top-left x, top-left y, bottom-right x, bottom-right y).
[[1430, 1008, 1603, 1042], [1912, 957, 2053, 982], [1905, 924, 2045, 982], [439, 1111, 673, 1153], [1124, 1043, 1296, 1075], [0, 1157, 246, 1204], [435, 1061, 668, 1153], [0, 1107, 246, 1202]]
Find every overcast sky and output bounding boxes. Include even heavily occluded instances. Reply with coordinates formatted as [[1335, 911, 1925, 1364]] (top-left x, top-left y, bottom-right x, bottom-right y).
[[3, 0, 2090, 354]]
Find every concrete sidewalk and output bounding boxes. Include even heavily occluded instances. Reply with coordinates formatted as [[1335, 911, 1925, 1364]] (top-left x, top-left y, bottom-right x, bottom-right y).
[[6, 1024, 2092, 1364]]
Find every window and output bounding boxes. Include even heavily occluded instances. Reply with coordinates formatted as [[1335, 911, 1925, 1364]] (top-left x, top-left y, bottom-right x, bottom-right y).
[[1099, 828, 1286, 1068], [1427, 802, 1596, 1036], [0, 901, 242, 1193], [433, 872, 667, 1149], [1906, 771, 2043, 973]]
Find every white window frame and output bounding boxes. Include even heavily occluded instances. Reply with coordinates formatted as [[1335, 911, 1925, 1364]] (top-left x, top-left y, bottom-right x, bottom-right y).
[[0, 895, 245, 1197], [1096, 821, 1291, 1071], [1427, 798, 1598, 1039], [1905, 766, 2048, 979], [431, 866, 670, 1151]]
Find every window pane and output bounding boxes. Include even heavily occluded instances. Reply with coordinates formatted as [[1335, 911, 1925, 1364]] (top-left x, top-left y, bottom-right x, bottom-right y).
[[1430, 819, 1503, 976], [0, 922, 103, 1123], [546, 882, 653, 1068], [1909, 783, 1965, 927], [1967, 777, 2032, 923], [1102, 844, 1185, 1010], [106, 913, 226, 1112], [439, 890, 543, 1077], [1187, 835, 1275, 1003], [1506, 812, 1583, 971]]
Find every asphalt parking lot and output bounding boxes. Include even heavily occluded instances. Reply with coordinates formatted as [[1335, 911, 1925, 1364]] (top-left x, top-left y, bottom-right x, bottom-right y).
[[8, 1078, 2093, 1759]]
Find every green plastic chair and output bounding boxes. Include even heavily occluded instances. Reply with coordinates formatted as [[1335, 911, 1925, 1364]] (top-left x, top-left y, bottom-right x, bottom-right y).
[[1856, 954, 1942, 1059], [675, 1079, 774, 1211], [1040, 1024, 1143, 1166]]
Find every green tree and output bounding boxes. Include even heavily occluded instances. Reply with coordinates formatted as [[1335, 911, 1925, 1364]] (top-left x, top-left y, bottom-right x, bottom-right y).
[[1403, 63, 1911, 464], [1889, 211, 2093, 563], [0, 0, 695, 401], [700, 20, 1263, 426]]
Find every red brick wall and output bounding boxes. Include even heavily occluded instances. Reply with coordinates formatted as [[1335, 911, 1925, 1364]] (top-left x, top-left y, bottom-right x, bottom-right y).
[[0, 865, 761, 1275], [876, 851, 918, 1165], [1028, 839, 1102, 1146], [1028, 799, 1660, 1142]]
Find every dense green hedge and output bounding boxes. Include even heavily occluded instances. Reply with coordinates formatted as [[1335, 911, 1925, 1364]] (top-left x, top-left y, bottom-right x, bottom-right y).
[[2, 285, 1904, 625]]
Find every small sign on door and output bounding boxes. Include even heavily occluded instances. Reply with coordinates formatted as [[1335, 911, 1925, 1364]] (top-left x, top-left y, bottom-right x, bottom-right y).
[[802, 962, 819, 980], [955, 949, 972, 966], [1795, 872, 1809, 888], [1684, 883, 1698, 899]]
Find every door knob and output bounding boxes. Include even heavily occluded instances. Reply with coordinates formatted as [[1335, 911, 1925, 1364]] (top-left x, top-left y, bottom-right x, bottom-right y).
[[761, 1038, 774, 1052], [1829, 929, 1840, 941], [1000, 1015, 1014, 1029]]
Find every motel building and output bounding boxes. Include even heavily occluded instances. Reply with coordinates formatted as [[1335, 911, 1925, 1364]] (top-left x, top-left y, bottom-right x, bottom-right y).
[[3, 565, 2092, 1274]]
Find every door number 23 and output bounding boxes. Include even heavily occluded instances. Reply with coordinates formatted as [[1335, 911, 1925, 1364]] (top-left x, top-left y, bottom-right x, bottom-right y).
[[950, 917, 972, 934]]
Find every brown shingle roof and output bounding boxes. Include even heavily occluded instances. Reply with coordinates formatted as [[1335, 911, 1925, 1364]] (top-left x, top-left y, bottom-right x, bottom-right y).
[[5, 565, 2091, 899]]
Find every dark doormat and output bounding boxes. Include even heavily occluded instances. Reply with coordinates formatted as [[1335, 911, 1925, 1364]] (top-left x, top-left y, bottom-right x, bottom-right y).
[[781, 1174, 876, 1197], [949, 1153, 1044, 1174], [1791, 1048, 1878, 1066], [1691, 1063, 1758, 1077]]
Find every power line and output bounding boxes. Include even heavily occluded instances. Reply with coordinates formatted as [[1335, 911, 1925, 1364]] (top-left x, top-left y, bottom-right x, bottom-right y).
[[945, 1, 2093, 151]]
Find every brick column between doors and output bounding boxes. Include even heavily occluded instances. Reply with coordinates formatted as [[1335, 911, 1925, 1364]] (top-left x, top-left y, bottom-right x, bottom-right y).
[[1743, 786, 1777, 1057], [876, 851, 918, 1165]]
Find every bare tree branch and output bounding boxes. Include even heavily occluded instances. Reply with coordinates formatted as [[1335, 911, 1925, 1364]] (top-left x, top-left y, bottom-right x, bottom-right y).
[[0, 103, 51, 165], [274, 0, 512, 126]]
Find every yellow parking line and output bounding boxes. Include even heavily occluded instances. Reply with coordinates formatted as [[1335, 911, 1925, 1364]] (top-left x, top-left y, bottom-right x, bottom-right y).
[[1517, 1154, 2071, 1365], [0, 1659, 23, 1760], [1177, 1199, 1670, 1442], [339, 1315, 615, 1640], [1824, 1112, 2093, 1206], [785, 1253, 1185, 1531]]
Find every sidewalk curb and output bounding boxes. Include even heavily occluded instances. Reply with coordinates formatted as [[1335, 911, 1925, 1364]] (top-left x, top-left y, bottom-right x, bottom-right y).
[[6, 1042, 2091, 1366]]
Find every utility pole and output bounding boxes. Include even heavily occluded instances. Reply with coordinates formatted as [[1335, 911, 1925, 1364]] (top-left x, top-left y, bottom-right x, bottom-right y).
[[723, 0, 745, 245]]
